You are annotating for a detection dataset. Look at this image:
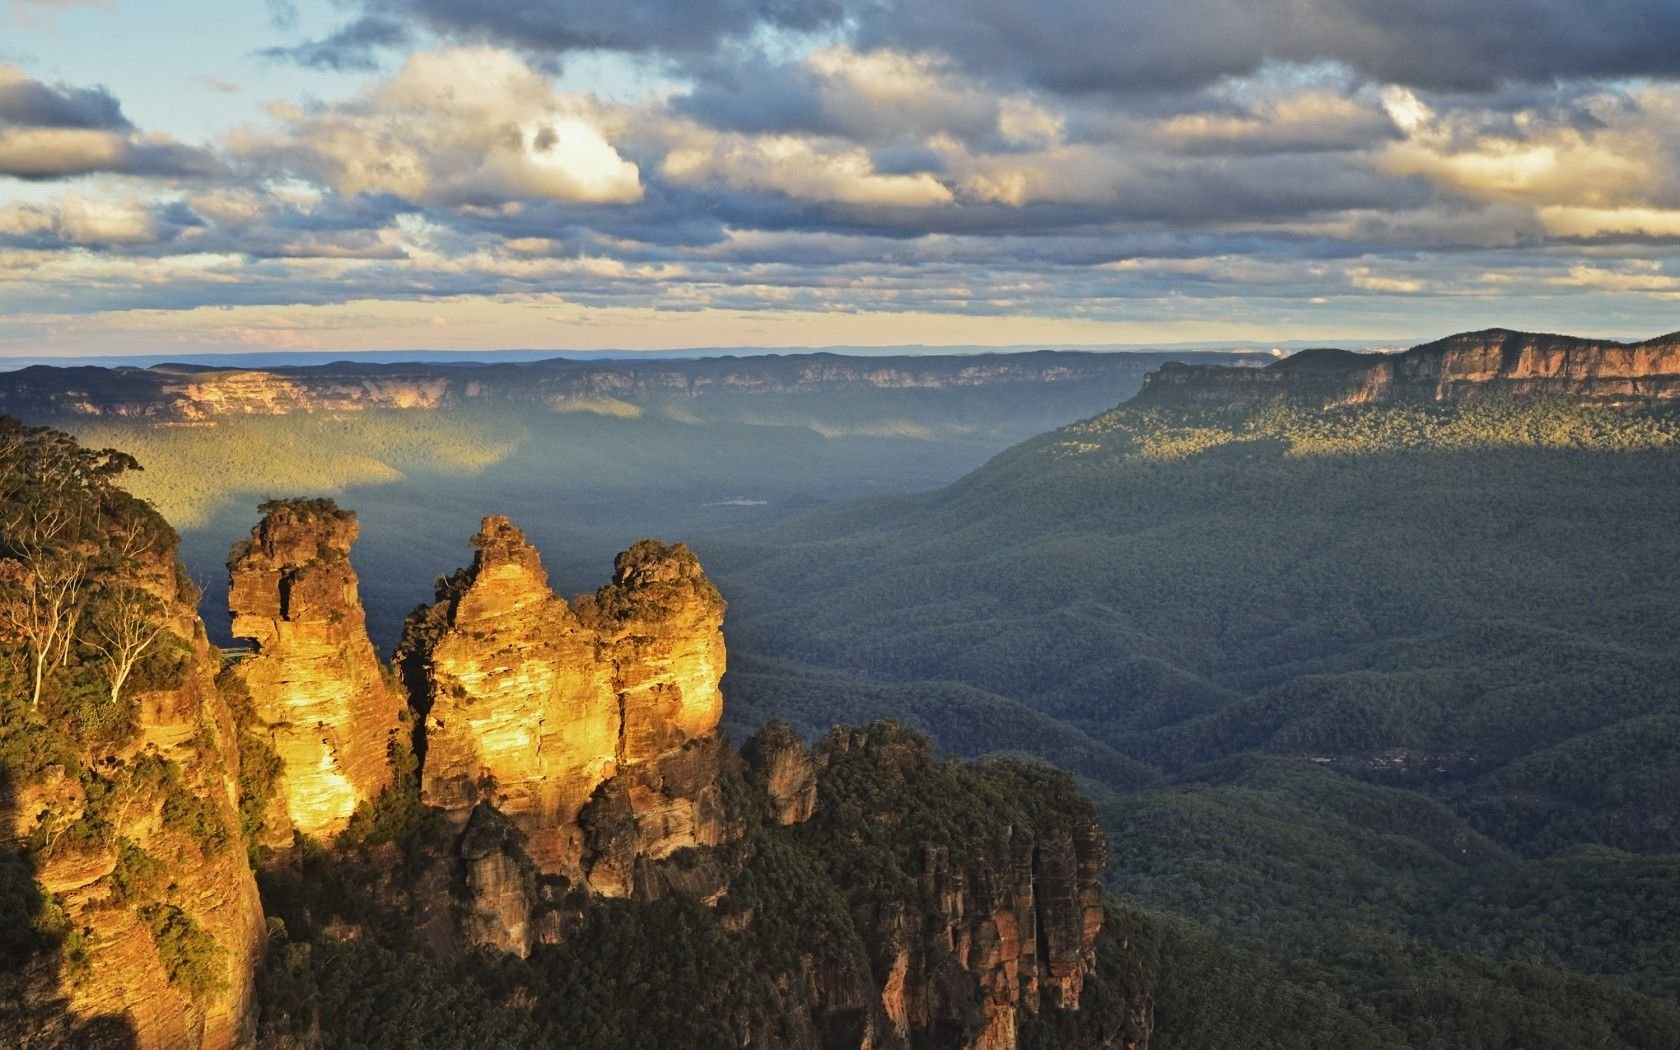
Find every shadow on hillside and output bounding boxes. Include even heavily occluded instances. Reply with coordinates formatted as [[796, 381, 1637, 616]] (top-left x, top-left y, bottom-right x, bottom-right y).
[[0, 766, 137, 1049]]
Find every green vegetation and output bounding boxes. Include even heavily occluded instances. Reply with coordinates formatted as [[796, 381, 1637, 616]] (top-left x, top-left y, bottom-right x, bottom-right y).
[[139, 903, 226, 1002], [709, 392, 1680, 1044], [256, 730, 1103, 1048], [220, 667, 285, 864]]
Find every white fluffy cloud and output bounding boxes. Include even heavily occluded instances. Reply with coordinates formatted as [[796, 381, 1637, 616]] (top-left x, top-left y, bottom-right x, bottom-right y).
[[239, 48, 642, 206]]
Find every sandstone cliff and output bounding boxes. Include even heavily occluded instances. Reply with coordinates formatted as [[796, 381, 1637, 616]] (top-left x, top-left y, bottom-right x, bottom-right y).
[[227, 499, 404, 842], [0, 421, 263, 1049], [1138, 328, 1680, 408]]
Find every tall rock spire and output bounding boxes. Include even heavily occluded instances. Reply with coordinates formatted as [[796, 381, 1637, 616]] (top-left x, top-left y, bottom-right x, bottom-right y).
[[227, 499, 403, 841]]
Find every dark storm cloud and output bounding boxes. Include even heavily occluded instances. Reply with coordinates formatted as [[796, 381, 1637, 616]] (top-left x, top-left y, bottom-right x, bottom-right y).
[[345, 0, 1680, 94], [259, 16, 411, 71], [0, 73, 130, 129], [364, 0, 845, 56], [851, 0, 1680, 94]]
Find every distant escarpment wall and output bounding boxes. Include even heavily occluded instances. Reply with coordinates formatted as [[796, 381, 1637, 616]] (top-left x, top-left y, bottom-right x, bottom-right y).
[[1138, 328, 1680, 408]]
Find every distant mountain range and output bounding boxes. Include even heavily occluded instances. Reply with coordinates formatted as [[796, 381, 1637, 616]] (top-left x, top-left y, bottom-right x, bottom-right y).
[[0, 349, 1279, 421]]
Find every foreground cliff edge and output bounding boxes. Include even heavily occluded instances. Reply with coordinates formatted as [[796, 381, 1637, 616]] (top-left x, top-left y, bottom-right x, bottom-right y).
[[0, 425, 1117, 1049]]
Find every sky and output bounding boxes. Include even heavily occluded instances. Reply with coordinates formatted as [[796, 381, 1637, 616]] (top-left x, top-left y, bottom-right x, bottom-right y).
[[3, 0, 1680, 356]]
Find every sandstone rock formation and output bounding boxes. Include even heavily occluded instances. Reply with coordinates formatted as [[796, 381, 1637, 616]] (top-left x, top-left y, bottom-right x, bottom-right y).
[[741, 718, 819, 825], [399, 518, 730, 922], [1, 490, 264, 1049], [401, 515, 621, 875], [1139, 327, 1680, 408], [227, 499, 404, 841]]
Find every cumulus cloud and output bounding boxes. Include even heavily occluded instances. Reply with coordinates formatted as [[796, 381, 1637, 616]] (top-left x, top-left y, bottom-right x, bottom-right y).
[[663, 130, 954, 207], [1367, 84, 1680, 243], [0, 66, 220, 179], [0, 66, 127, 128], [239, 48, 642, 206]]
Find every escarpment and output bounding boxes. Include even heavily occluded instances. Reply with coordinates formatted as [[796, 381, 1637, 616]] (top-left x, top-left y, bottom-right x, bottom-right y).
[[722, 723, 1111, 1050], [227, 499, 404, 842], [1139, 327, 1680, 408]]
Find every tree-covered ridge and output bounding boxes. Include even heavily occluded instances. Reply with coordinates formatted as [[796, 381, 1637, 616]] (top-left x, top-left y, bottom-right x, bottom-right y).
[[709, 390, 1680, 1046], [0, 417, 188, 772], [1062, 396, 1680, 460]]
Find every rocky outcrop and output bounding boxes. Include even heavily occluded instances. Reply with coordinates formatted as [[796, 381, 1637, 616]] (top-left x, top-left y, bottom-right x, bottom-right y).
[[402, 516, 622, 876], [398, 518, 731, 944], [227, 499, 404, 842], [742, 719, 819, 825], [1139, 328, 1680, 409], [806, 726, 1109, 1050]]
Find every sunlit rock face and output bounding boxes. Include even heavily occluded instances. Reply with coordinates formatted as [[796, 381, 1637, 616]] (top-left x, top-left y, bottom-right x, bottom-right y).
[[401, 518, 729, 903], [228, 500, 403, 840], [1139, 327, 1680, 409], [409, 515, 621, 874], [4, 540, 264, 1050]]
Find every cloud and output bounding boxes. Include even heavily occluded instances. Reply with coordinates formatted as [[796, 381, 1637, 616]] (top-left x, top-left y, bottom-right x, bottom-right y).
[[359, 0, 845, 57], [10, 6, 1680, 343], [1156, 84, 1398, 155], [1370, 84, 1680, 213], [1347, 265, 1425, 293], [331, 0, 1680, 96], [662, 130, 954, 207], [0, 65, 128, 129], [259, 15, 410, 71], [0, 193, 161, 245], [0, 67, 220, 179], [238, 48, 642, 206], [850, 0, 1680, 95]]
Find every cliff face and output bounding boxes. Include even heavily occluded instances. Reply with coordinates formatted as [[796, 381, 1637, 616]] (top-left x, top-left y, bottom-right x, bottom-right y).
[[0, 422, 263, 1049], [1137, 328, 1680, 408], [796, 726, 1109, 1050], [398, 518, 730, 942], [405, 516, 622, 876], [227, 500, 403, 842]]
